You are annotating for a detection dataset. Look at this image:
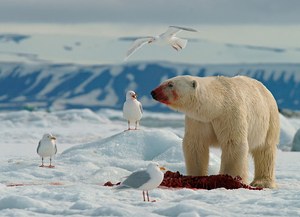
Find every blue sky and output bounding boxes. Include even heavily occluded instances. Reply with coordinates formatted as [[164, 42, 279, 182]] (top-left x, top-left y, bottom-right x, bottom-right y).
[[0, 0, 300, 25]]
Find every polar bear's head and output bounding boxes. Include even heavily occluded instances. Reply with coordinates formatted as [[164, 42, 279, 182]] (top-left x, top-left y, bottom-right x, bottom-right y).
[[151, 75, 198, 111]]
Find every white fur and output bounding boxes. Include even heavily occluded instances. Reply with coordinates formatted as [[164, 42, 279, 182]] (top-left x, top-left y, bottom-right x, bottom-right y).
[[154, 75, 280, 188]]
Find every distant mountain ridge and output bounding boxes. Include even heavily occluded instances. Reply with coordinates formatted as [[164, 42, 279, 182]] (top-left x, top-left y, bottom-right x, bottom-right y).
[[0, 34, 30, 43], [0, 61, 299, 111]]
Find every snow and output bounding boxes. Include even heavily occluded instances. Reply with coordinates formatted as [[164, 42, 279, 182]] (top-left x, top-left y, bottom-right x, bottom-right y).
[[0, 108, 300, 216], [279, 114, 299, 150], [292, 129, 300, 151]]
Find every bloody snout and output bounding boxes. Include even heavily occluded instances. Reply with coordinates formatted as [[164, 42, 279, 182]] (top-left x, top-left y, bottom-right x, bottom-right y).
[[151, 85, 169, 104], [151, 90, 158, 100], [151, 86, 163, 101]]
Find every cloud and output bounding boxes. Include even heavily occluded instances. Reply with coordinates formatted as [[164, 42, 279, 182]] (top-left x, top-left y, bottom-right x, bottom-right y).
[[0, 0, 300, 24]]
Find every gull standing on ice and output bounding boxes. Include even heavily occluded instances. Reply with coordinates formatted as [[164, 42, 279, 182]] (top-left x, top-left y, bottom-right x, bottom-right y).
[[123, 90, 143, 130], [37, 133, 57, 168], [116, 162, 166, 202], [124, 25, 197, 60]]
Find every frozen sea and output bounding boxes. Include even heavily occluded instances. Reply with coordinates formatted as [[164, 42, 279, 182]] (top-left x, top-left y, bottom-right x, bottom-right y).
[[0, 108, 300, 217]]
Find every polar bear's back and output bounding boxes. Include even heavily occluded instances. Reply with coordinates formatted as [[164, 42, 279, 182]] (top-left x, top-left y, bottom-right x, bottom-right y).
[[217, 75, 280, 148], [214, 76, 277, 111]]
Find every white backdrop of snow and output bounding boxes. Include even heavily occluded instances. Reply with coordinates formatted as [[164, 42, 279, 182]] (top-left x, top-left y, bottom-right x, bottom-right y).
[[0, 109, 300, 216]]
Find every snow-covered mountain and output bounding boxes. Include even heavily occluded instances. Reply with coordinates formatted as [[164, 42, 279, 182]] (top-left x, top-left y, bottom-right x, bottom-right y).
[[0, 34, 30, 44], [0, 61, 299, 111]]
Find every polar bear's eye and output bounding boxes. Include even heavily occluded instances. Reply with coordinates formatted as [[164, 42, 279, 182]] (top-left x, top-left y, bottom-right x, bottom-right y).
[[168, 83, 174, 88], [192, 80, 197, 89]]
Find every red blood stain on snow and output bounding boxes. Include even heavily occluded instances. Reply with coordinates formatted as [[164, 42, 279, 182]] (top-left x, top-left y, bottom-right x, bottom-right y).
[[104, 171, 263, 190], [103, 181, 120, 187], [6, 183, 27, 187], [49, 182, 64, 186], [160, 171, 262, 190], [6, 182, 64, 187]]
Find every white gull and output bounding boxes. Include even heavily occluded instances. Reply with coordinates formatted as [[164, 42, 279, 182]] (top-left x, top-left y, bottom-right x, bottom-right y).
[[124, 25, 197, 60], [116, 162, 166, 202], [37, 133, 57, 168], [123, 90, 143, 130]]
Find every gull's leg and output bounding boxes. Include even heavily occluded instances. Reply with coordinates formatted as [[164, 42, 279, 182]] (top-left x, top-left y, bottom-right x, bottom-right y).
[[176, 43, 182, 50], [128, 121, 131, 130], [143, 191, 146, 201], [172, 45, 179, 51], [146, 191, 150, 202], [39, 157, 44, 167], [135, 121, 138, 130], [49, 157, 55, 168]]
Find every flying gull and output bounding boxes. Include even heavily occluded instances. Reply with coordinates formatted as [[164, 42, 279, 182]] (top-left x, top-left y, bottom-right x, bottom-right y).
[[37, 133, 57, 168], [116, 162, 166, 202], [123, 90, 143, 130], [124, 25, 197, 60]]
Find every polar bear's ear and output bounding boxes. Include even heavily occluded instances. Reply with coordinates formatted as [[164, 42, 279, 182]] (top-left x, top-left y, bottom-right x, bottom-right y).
[[192, 80, 197, 89]]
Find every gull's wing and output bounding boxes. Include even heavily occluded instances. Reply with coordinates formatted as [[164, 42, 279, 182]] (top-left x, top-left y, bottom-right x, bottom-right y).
[[161, 26, 198, 38], [139, 101, 143, 114], [37, 141, 41, 154], [125, 37, 153, 61], [117, 170, 151, 189], [169, 26, 197, 32]]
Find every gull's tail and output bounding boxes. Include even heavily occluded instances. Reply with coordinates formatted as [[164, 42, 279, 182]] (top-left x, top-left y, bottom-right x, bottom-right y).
[[171, 37, 187, 51], [114, 184, 130, 190]]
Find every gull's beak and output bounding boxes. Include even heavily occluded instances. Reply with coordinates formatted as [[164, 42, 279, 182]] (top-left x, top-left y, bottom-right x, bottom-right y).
[[148, 38, 154, 44], [159, 166, 166, 171], [51, 136, 56, 140], [132, 94, 137, 99]]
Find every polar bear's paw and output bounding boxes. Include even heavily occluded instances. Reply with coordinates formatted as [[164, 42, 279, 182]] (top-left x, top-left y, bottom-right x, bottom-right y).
[[251, 179, 276, 189]]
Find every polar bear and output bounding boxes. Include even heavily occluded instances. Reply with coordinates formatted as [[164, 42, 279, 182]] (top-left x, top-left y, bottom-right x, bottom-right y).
[[151, 75, 280, 188]]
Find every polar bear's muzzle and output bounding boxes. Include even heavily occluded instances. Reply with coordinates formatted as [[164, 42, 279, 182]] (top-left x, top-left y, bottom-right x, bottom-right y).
[[151, 85, 171, 105]]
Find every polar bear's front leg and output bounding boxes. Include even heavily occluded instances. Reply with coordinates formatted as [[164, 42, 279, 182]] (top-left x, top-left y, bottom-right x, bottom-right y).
[[183, 116, 217, 176], [183, 135, 209, 176], [219, 142, 249, 183]]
